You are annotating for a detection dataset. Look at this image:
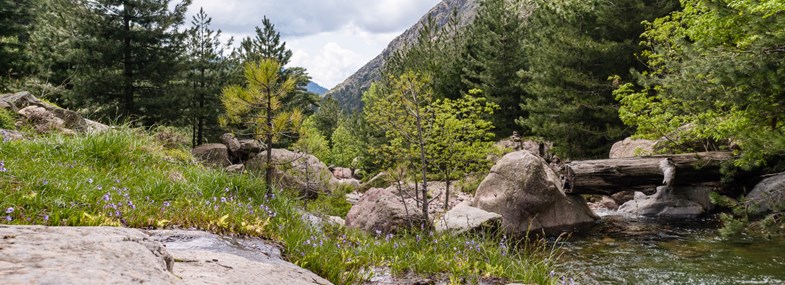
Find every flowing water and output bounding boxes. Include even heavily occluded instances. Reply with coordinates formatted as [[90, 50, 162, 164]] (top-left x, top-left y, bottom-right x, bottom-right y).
[[554, 214, 785, 285]]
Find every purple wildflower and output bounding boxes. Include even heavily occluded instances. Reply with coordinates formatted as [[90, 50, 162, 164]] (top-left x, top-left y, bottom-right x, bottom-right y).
[[5, 207, 12, 214], [162, 201, 171, 207], [97, 185, 103, 190], [0, 160, 7, 172], [5, 216, 11, 222], [43, 215, 49, 221], [87, 178, 93, 184], [42, 180, 49, 186]]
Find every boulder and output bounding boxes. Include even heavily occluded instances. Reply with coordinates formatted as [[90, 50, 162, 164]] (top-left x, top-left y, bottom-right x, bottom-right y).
[[472, 151, 598, 235], [746, 173, 785, 216], [245, 148, 334, 196], [226, 164, 245, 173], [345, 187, 425, 234], [331, 167, 354, 179], [220, 133, 241, 154], [1, 91, 107, 133], [237, 139, 266, 161], [18, 105, 66, 132], [1, 129, 25, 142], [618, 186, 713, 219], [609, 137, 656, 158], [192, 143, 231, 168], [435, 202, 502, 233], [611, 191, 636, 205], [0, 226, 177, 284]]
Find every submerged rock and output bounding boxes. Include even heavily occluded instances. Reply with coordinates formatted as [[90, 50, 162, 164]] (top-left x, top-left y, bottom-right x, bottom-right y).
[[473, 151, 598, 235], [618, 186, 714, 219]]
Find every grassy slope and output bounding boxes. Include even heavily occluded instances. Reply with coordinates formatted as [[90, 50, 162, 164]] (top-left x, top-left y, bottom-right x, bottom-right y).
[[0, 128, 559, 285]]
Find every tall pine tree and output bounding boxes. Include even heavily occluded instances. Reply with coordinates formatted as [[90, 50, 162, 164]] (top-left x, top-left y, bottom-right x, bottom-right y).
[[0, 0, 34, 91], [69, 0, 191, 124]]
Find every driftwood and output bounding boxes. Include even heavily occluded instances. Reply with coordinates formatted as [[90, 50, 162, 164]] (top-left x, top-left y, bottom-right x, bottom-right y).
[[561, 152, 733, 195]]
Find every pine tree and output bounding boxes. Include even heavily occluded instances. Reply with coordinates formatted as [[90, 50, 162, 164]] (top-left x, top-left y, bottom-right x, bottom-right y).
[[69, 0, 191, 124], [238, 16, 292, 66], [0, 0, 34, 90], [461, 0, 529, 137], [185, 7, 232, 146]]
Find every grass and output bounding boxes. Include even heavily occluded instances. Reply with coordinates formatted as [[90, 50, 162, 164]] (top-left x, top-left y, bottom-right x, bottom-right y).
[[0, 127, 562, 284]]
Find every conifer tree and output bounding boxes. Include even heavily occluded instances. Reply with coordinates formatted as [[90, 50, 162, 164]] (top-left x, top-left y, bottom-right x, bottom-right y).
[[0, 0, 34, 90], [185, 7, 232, 146]]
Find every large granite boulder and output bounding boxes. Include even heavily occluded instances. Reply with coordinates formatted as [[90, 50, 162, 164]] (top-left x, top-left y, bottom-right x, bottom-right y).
[[435, 202, 502, 234], [245, 148, 335, 196], [192, 143, 231, 168], [0, 226, 177, 284], [609, 137, 656, 158], [345, 187, 425, 234], [331, 167, 354, 179], [0, 91, 108, 134], [618, 186, 714, 219], [472, 151, 598, 235], [746, 173, 785, 216], [220, 133, 241, 154], [0, 226, 331, 285]]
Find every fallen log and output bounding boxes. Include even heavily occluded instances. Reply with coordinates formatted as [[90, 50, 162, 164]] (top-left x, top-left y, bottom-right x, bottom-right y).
[[561, 152, 733, 195]]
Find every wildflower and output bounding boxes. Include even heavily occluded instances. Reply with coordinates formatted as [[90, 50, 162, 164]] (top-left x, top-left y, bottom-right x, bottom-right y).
[[5, 216, 11, 222], [127, 201, 136, 210], [42, 180, 49, 186], [103, 193, 111, 201], [220, 197, 227, 203], [88, 178, 94, 184], [43, 215, 49, 221], [550, 271, 555, 278], [97, 185, 103, 190], [393, 242, 399, 249], [5, 207, 13, 214], [374, 229, 382, 237], [0, 160, 7, 172], [115, 179, 121, 184], [385, 233, 393, 242], [224, 187, 229, 192], [162, 201, 171, 207]]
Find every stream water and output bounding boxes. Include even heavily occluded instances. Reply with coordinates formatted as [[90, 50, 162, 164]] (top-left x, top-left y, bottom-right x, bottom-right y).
[[555, 213, 785, 285]]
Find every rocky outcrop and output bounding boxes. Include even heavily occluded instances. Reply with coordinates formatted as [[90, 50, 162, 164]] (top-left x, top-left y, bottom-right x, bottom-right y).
[[192, 143, 231, 168], [0, 226, 331, 285], [345, 187, 425, 234], [245, 148, 336, 196], [746, 173, 785, 216], [609, 137, 656, 158], [331, 167, 354, 180], [472, 151, 598, 235], [218, 133, 266, 163], [325, 0, 481, 110], [435, 202, 501, 233], [618, 186, 714, 219], [0, 91, 109, 134], [0, 226, 177, 284]]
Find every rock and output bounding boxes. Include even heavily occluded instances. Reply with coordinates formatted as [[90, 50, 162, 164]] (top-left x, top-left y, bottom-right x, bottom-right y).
[[220, 133, 241, 154], [332, 167, 354, 179], [192, 143, 231, 168], [611, 191, 636, 205], [332, 178, 361, 189], [226, 164, 245, 173], [472, 151, 598, 235], [435, 202, 502, 233], [746, 173, 785, 216], [85, 119, 110, 133], [345, 187, 425, 234], [618, 186, 711, 218], [1, 91, 103, 134], [237, 139, 265, 160], [0, 226, 177, 284], [149, 230, 332, 285], [18, 105, 65, 132], [245, 149, 334, 196], [609, 137, 656, 158], [346, 191, 363, 205]]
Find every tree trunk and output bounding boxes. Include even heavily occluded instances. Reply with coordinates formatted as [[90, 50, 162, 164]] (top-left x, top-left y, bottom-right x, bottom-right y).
[[122, 8, 133, 118], [265, 86, 273, 196], [562, 152, 733, 195], [414, 98, 429, 222]]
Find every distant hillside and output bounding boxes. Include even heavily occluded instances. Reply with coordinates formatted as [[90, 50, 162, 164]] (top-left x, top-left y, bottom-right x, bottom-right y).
[[306, 81, 328, 95], [324, 0, 480, 111]]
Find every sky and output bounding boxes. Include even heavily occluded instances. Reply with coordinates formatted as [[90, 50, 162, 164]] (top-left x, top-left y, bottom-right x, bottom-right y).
[[187, 0, 442, 89]]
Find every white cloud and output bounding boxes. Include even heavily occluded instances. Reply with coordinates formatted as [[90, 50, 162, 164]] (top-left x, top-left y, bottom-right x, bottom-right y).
[[187, 0, 441, 88]]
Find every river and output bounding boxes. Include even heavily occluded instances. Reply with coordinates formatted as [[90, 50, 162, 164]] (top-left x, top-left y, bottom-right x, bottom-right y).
[[554, 213, 785, 285]]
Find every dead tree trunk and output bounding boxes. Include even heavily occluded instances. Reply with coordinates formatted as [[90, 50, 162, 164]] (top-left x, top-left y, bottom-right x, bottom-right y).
[[561, 152, 733, 195]]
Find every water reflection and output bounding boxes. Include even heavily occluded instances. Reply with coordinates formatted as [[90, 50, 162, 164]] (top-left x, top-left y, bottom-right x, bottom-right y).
[[554, 216, 785, 285]]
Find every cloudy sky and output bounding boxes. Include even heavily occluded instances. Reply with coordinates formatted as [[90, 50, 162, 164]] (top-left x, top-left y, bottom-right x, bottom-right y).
[[187, 0, 441, 89]]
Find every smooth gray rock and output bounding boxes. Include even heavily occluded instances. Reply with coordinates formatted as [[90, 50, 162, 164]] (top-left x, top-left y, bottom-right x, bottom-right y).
[[220, 133, 241, 154], [0, 226, 177, 285], [435, 202, 501, 233], [345, 187, 425, 234], [618, 186, 710, 218], [245, 149, 335, 196], [473, 151, 598, 235], [1, 91, 108, 133], [747, 173, 785, 215], [192, 143, 231, 168], [609, 137, 655, 158]]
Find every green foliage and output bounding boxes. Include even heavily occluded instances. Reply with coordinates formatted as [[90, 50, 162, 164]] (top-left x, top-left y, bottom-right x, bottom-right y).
[[311, 96, 342, 140], [518, 0, 678, 159], [0, 0, 33, 91], [237, 16, 292, 66], [330, 122, 362, 168], [0, 108, 16, 129], [0, 127, 560, 284], [294, 117, 331, 164], [615, 0, 785, 168]]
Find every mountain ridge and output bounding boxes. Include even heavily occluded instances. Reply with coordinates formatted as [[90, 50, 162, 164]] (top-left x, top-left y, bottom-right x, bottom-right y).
[[324, 0, 480, 111]]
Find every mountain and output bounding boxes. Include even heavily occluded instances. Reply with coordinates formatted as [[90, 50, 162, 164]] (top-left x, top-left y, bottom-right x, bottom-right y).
[[306, 81, 328, 95], [324, 0, 480, 111]]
